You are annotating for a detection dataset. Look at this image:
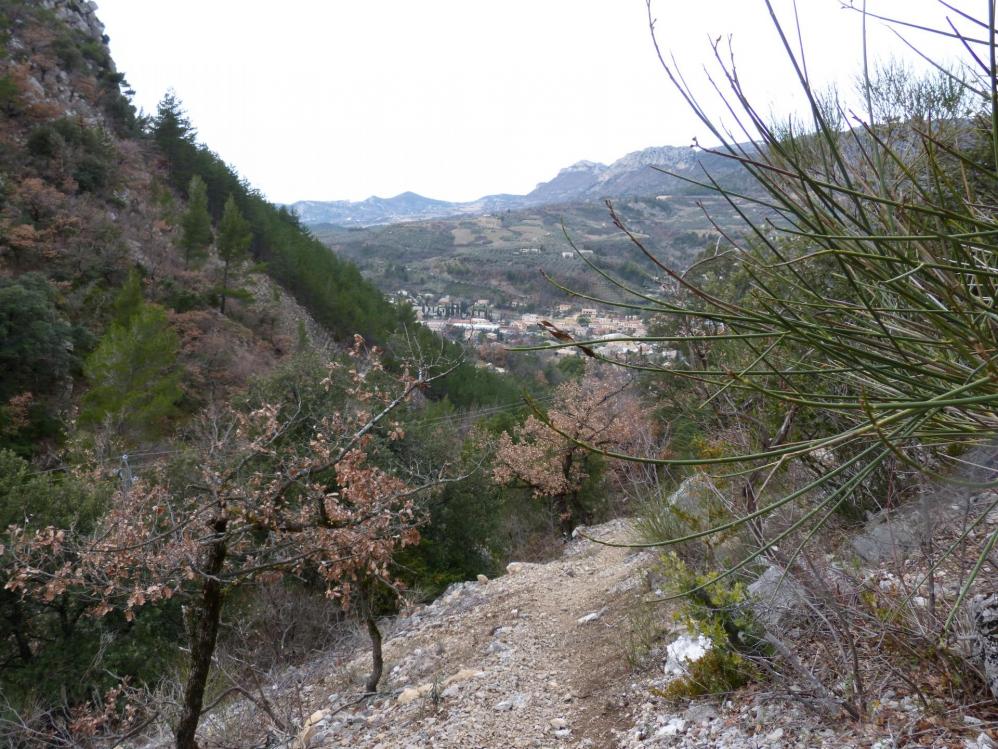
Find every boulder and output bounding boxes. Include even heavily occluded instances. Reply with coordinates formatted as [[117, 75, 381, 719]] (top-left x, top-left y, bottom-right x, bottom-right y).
[[747, 565, 809, 630], [971, 593, 998, 700], [444, 667, 483, 686], [576, 607, 607, 625], [851, 511, 921, 562], [664, 633, 711, 675], [295, 709, 330, 748], [397, 687, 422, 705]]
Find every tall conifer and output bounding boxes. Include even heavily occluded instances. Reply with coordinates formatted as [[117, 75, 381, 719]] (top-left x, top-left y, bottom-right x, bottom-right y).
[[179, 175, 212, 269], [217, 195, 251, 314]]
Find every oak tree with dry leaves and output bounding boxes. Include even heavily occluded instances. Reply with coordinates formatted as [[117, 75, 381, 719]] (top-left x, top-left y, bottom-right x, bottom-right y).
[[4, 338, 459, 748]]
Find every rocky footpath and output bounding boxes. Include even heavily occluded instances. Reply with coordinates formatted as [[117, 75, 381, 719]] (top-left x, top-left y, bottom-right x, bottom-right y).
[[294, 519, 654, 748], [278, 516, 996, 749]]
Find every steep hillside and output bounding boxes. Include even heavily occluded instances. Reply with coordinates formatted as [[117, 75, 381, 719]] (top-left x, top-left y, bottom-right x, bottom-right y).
[[0, 7, 548, 742], [0, 0, 496, 459], [0, 0, 305, 454]]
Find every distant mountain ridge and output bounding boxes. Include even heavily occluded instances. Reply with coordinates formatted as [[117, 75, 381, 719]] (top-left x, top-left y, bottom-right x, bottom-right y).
[[289, 144, 749, 227]]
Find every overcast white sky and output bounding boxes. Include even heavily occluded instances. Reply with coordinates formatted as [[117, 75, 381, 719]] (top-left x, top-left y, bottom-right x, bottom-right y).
[[94, 1, 969, 204]]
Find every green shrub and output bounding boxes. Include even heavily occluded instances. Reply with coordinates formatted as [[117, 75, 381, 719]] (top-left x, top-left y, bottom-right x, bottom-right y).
[[655, 553, 768, 699], [0, 74, 19, 113], [161, 279, 209, 313], [50, 117, 88, 147], [396, 470, 504, 595], [73, 152, 110, 193], [26, 120, 116, 192], [0, 449, 105, 532], [656, 643, 756, 700], [26, 125, 64, 159], [78, 37, 111, 68], [52, 33, 84, 71]]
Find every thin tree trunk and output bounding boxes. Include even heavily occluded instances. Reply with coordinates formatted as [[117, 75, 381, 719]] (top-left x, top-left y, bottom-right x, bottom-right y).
[[365, 614, 383, 694], [559, 452, 576, 535], [5, 598, 32, 662], [175, 517, 227, 749], [219, 260, 229, 314], [557, 493, 574, 536]]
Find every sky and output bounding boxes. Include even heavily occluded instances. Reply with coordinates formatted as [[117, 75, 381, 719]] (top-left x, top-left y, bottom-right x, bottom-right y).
[[94, 1, 971, 204]]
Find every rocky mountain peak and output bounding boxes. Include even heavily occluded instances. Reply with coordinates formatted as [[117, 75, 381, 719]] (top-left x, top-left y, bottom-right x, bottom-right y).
[[602, 144, 698, 175], [556, 159, 607, 176]]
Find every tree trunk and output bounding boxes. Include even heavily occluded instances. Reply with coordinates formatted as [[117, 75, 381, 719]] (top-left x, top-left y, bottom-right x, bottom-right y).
[[175, 517, 227, 749], [4, 596, 32, 663], [556, 493, 574, 536], [219, 260, 229, 314], [558, 453, 576, 536], [365, 614, 383, 694]]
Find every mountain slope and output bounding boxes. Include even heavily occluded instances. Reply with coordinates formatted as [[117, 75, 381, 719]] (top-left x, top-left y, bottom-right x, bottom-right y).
[[289, 144, 751, 227], [291, 191, 474, 226], [0, 0, 421, 456]]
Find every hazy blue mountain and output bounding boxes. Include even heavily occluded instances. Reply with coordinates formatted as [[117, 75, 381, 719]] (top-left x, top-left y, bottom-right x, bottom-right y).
[[289, 144, 750, 227]]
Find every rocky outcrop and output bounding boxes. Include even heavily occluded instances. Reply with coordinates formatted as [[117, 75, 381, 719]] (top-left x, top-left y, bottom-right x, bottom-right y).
[[41, 0, 106, 41], [5, 0, 119, 125], [746, 564, 810, 630]]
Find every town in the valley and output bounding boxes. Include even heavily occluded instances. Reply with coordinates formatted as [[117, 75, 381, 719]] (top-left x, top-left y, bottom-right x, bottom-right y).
[[392, 287, 680, 368]]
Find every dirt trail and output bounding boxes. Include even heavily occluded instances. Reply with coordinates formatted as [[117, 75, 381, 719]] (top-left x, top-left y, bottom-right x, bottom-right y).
[[278, 503, 998, 749], [283, 517, 919, 749], [298, 518, 654, 748]]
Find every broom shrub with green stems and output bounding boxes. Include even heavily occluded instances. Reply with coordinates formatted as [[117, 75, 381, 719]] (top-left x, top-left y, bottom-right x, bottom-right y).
[[520, 1, 998, 647]]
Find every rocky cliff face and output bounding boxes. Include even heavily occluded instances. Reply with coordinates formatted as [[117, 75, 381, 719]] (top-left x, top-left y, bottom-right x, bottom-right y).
[[43, 0, 105, 39], [5, 0, 117, 125]]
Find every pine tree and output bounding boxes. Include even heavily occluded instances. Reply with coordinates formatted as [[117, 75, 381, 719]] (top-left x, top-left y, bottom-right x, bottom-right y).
[[152, 91, 196, 177], [179, 175, 212, 269], [217, 195, 251, 314], [81, 282, 181, 441], [0, 274, 75, 402], [112, 268, 143, 326]]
